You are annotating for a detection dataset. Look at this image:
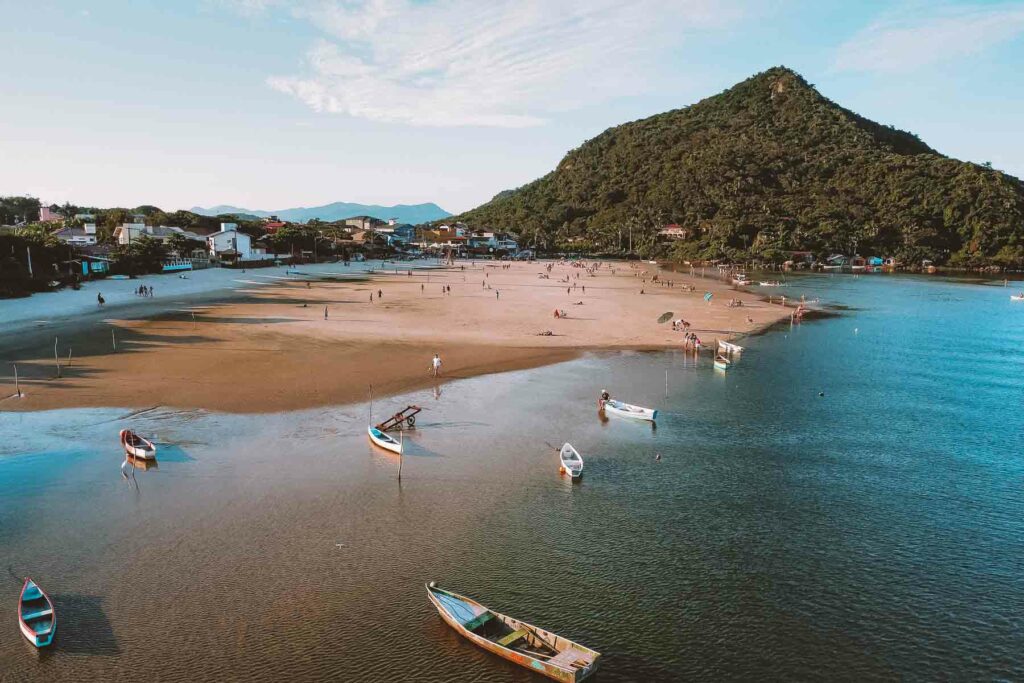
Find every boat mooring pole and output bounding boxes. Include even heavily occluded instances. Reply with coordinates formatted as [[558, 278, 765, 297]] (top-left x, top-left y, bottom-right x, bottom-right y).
[[111, 328, 117, 352], [665, 369, 668, 397], [398, 431, 403, 481], [13, 363, 20, 397], [54, 337, 60, 378], [67, 347, 72, 368]]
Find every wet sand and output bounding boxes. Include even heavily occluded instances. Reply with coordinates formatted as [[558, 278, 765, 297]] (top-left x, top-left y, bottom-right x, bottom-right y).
[[0, 260, 788, 412]]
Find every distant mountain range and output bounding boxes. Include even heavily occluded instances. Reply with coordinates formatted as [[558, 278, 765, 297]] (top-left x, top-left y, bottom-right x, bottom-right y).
[[190, 201, 451, 225]]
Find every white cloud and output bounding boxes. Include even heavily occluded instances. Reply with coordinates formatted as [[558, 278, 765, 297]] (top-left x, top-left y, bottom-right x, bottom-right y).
[[254, 0, 743, 127], [834, 3, 1024, 73]]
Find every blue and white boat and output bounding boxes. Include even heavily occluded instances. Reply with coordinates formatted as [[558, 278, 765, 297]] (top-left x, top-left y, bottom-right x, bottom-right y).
[[18, 578, 56, 648]]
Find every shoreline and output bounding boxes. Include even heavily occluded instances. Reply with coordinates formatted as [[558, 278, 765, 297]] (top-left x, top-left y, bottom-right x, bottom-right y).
[[0, 259, 793, 413]]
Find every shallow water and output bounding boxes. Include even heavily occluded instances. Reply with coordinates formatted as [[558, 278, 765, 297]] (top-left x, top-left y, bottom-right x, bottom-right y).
[[1, 273, 1022, 681]]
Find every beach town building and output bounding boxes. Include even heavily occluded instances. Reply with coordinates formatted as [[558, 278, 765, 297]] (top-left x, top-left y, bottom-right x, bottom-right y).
[[658, 224, 690, 241], [38, 206, 62, 222], [51, 223, 98, 245], [207, 223, 278, 262], [113, 223, 205, 245], [344, 216, 385, 230]]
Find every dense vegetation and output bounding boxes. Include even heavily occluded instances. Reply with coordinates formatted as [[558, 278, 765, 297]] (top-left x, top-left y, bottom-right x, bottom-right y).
[[457, 67, 1024, 267]]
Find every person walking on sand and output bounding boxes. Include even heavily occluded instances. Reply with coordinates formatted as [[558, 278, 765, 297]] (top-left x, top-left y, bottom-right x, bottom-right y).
[[496, 290, 500, 300], [421, 283, 424, 293], [97, 292, 105, 306], [370, 292, 374, 303], [378, 289, 382, 299], [431, 353, 442, 377], [324, 305, 328, 320]]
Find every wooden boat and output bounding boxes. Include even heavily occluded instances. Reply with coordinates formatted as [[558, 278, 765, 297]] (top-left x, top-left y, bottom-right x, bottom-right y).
[[559, 443, 583, 479], [367, 425, 402, 454], [426, 583, 600, 682], [600, 399, 657, 422], [713, 355, 731, 371], [120, 429, 156, 460], [718, 340, 744, 354], [18, 578, 56, 648]]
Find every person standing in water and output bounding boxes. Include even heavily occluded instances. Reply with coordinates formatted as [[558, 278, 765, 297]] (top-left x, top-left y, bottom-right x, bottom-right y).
[[431, 353, 442, 377]]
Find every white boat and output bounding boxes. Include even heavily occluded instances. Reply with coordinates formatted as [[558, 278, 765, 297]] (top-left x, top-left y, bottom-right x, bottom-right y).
[[718, 340, 744, 354], [1011, 294, 1024, 301], [367, 425, 402, 454], [601, 399, 657, 422], [714, 355, 730, 371], [120, 429, 156, 460], [758, 280, 783, 287], [559, 443, 583, 479]]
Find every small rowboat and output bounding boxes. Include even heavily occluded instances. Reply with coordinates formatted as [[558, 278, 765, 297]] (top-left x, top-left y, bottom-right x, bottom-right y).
[[559, 443, 583, 479], [718, 339, 744, 354], [714, 355, 731, 371], [601, 399, 657, 422], [426, 583, 600, 682], [367, 426, 402, 454], [1011, 295, 1024, 301], [120, 429, 156, 460], [758, 280, 783, 287], [19, 578, 56, 648]]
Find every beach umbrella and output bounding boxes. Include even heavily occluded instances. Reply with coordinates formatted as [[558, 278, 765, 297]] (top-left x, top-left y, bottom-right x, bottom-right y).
[[657, 312, 674, 324]]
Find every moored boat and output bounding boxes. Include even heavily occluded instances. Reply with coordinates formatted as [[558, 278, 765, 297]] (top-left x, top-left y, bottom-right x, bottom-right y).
[[120, 429, 156, 460], [559, 443, 583, 479], [426, 583, 600, 682], [718, 340, 743, 354], [600, 399, 657, 422], [18, 578, 56, 648], [713, 354, 731, 371], [758, 280, 783, 287], [367, 425, 402, 454], [1011, 294, 1024, 301]]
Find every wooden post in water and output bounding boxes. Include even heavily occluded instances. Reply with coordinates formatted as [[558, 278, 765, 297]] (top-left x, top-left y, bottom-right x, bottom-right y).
[[398, 431, 404, 481], [12, 363, 20, 398], [192, 311, 196, 329], [54, 337, 60, 378], [67, 348, 72, 368], [111, 328, 117, 352]]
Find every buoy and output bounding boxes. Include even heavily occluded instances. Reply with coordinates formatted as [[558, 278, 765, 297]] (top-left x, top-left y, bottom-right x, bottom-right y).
[[818, 392, 825, 397]]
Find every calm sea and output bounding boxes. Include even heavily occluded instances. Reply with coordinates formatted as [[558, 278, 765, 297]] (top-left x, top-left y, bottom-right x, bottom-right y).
[[1, 274, 1022, 681]]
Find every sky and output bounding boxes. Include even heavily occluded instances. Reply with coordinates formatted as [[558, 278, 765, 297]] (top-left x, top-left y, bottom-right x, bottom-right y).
[[1, 0, 1023, 214]]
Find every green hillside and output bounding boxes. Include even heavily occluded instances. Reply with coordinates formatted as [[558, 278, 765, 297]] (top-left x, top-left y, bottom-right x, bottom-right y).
[[458, 67, 1024, 267]]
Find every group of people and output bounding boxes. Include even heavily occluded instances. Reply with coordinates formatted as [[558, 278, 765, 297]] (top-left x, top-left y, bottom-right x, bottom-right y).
[[135, 285, 154, 297]]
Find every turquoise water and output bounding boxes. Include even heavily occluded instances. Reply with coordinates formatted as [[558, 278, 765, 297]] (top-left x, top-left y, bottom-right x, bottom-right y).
[[0, 274, 1022, 680]]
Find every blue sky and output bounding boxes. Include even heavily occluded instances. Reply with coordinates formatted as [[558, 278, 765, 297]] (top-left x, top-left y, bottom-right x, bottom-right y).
[[1, 0, 1022, 214]]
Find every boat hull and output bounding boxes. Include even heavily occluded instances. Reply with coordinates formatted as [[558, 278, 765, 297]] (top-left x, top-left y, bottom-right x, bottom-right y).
[[367, 426, 402, 454], [426, 585, 598, 683], [559, 443, 583, 479], [120, 430, 156, 460], [602, 401, 657, 422], [19, 579, 55, 648]]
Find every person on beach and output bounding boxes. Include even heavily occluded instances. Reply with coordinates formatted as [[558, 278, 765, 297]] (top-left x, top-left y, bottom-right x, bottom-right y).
[[496, 290, 500, 300], [370, 292, 373, 303], [97, 292, 105, 306], [324, 305, 328, 320], [431, 353, 442, 377], [378, 289, 382, 299], [421, 284, 424, 293]]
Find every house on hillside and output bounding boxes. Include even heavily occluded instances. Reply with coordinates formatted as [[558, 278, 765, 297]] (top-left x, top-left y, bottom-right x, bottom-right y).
[[51, 223, 98, 245], [344, 216, 385, 230], [658, 224, 690, 241], [39, 206, 62, 223]]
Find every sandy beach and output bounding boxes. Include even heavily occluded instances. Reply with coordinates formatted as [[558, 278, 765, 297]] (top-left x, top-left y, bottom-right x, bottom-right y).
[[0, 260, 791, 412]]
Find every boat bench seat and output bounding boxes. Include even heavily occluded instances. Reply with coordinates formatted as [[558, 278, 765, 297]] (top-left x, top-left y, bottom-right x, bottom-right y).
[[22, 607, 53, 621], [496, 629, 528, 648], [548, 647, 592, 670], [463, 612, 493, 632]]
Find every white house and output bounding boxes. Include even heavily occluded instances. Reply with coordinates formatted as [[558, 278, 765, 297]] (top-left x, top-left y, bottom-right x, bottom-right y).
[[208, 225, 277, 261], [51, 223, 98, 245]]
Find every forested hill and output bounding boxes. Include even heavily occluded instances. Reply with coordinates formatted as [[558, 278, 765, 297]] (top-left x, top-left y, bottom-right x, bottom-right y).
[[457, 67, 1024, 267]]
